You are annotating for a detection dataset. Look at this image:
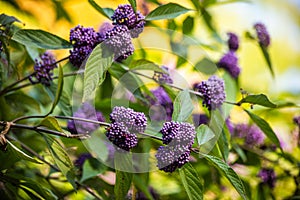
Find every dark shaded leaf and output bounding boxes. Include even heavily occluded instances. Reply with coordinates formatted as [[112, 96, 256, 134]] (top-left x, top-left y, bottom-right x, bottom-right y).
[[12, 29, 72, 49], [146, 3, 191, 21], [182, 16, 194, 35], [48, 66, 63, 115], [179, 163, 203, 200], [259, 45, 274, 77], [0, 13, 21, 26], [239, 94, 277, 108]]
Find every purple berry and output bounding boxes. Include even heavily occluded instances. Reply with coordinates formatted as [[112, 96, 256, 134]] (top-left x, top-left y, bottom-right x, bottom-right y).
[[149, 87, 173, 122], [97, 22, 114, 42], [29, 52, 57, 86], [153, 66, 173, 84], [110, 106, 147, 134], [227, 32, 239, 51], [67, 103, 105, 135], [106, 122, 138, 151], [258, 168, 276, 188], [233, 123, 265, 146], [111, 4, 145, 38], [103, 25, 134, 61], [217, 51, 241, 78], [195, 76, 226, 110], [254, 23, 271, 48], [160, 121, 180, 145], [69, 25, 99, 67]]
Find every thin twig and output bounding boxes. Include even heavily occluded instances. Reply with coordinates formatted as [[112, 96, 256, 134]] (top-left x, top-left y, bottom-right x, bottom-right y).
[[55, 116, 110, 127]]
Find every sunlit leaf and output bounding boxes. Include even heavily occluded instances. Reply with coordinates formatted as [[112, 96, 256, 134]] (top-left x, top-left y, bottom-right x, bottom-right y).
[[172, 89, 193, 122], [128, 0, 137, 12], [7, 140, 41, 164], [239, 94, 277, 108], [146, 3, 191, 21], [88, 0, 113, 19], [38, 116, 63, 132]]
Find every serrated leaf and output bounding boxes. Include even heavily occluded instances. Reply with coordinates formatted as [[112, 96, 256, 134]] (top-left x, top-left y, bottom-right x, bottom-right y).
[[244, 109, 282, 151], [146, 3, 191, 21], [80, 158, 106, 182], [12, 29, 72, 49], [179, 163, 203, 200], [172, 89, 194, 122], [88, 0, 113, 19], [239, 94, 276, 108], [48, 66, 63, 115], [39, 116, 63, 132], [114, 152, 133, 200], [204, 154, 248, 200], [259, 45, 274, 77], [0, 14, 21, 26], [83, 44, 114, 101], [128, 0, 137, 12], [6, 140, 41, 164], [130, 59, 165, 73], [196, 124, 215, 146], [42, 134, 76, 189]]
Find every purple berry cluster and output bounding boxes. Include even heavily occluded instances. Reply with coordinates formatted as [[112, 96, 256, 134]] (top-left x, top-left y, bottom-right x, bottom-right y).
[[106, 106, 147, 151], [153, 66, 173, 84], [195, 76, 226, 110], [148, 87, 173, 121], [217, 51, 241, 79], [254, 23, 270, 48], [258, 168, 276, 188], [67, 103, 105, 135], [29, 52, 57, 86], [69, 25, 99, 68], [111, 4, 146, 38], [231, 123, 265, 146], [155, 121, 196, 172], [102, 25, 134, 61], [227, 32, 239, 52]]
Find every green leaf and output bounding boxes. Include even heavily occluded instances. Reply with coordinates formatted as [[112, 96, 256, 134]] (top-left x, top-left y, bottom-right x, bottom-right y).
[[38, 116, 63, 132], [172, 89, 194, 122], [88, 0, 113, 19], [48, 66, 63, 115], [81, 158, 106, 182], [114, 152, 133, 200], [130, 59, 166, 73], [179, 163, 203, 200], [196, 124, 215, 146], [6, 140, 41, 164], [42, 134, 76, 189], [194, 57, 217, 75], [239, 94, 277, 108], [259, 44, 274, 77], [83, 44, 114, 101], [182, 16, 194, 35], [0, 13, 21, 26], [128, 0, 137, 12], [133, 175, 154, 200], [5, 92, 40, 112], [200, 8, 222, 42], [12, 29, 72, 49], [244, 109, 282, 151], [146, 3, 191, 21], [204, 154, 248, 200]]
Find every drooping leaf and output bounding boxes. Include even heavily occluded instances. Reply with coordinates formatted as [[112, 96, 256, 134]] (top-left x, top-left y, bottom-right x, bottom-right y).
[[259, 45, 274, 77], [0, 13, 21, 26], [128, 0, 137, 12], [244, 109, 282, 151], [179, 163, 203, 200], [130, 59, 166, 73], [182, 16, 194, 35], [114, 152, 133, 200], [38, 116, 63, 132], [239, 94, 277, 108], [204, 154, 248, 200], [83, 44, 114, 102], [88, 0, 114, 19], [6, 140, 41, 164], [48, 66, 63, 115], [196, 124, 215, 146], [172, 89, 194, 122], [12, 29, 72, 49], [146, 3, 191, 21], [42, 134, 76, 189]]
